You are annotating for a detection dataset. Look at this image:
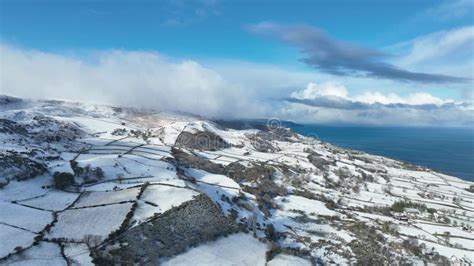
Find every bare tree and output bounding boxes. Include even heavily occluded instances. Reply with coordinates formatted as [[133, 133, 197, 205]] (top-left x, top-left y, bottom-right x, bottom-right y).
[[83, 234, 102, 249]]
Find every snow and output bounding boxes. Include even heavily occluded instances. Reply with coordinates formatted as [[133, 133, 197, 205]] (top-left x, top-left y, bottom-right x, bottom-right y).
[[354, 211, 398, 223], [397, 225, 439, 242], [59, 116, 124, 134], [19, 190, 79, 211], [0, 201, 52, 232], [64, 243, 94, 266], [0, 224, 36, 258], [267, 254, 312, 266], [49, 161, 75, 174], [187, 168, 240, 189], [354, 190, 395, 205], [186, 168, 241, 213], [417, 222, 474, 239], [447, 236, 474, 249], [418, 239, 474, 262], [72, 153, 178, 185], [48, 203, 133, 241], [5, 242, 65, 266], [0, 175, 52, 202], [162, 233, 268, 266], [133, 185, 199, 223], [276, 195, 337, 217], [83, 182, 144, 192], [3, 97, 474, 265], [73, 187, 140, 208]]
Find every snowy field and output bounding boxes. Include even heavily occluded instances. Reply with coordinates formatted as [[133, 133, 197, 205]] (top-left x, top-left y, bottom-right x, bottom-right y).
[[267, 254, 312, 266], [48, 203, 133, 241], [0, 201, 52, 232], [162, 233, 268, 266], [133, 185, 199, 223], [73, 187, 140, 208], [0, 224, 36, 258], [19, 190, 79, 211], [5, 242, 65, 266]]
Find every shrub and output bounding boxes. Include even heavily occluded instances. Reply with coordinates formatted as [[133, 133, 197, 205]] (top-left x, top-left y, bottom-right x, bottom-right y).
[[334, 167, 352, 180], [402, 238, 422, 256], [265, 224, 278, 241], [466, 185, 474, 193], [390, 200, 427, 213], [70, 160, 84, 176], [53, 172, 75, 189], [307, 152, 331, 172], [83, 234, 103, 248]]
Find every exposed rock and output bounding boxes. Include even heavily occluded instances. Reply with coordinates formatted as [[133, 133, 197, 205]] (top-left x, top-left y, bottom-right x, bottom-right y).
[[170, 147, 225, 175], [0, 115, 83, 143], [0, 119, 28, 135], [224, 162, 286, 216], [0, 151, 47, 185], [307, 152, 333, 171], [175, 131, 230, 151], [256, 127, 298, 142], [0, 95, 23, 105], [246, 133, 281, 153], [224, 162, 274, 183], [29, 115, 84, 142]]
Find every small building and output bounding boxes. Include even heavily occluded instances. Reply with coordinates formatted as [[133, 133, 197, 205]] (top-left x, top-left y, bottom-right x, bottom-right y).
[[399, 215, 409, 222], [404, 208, 421, 219], [392, 212, 409, 221]]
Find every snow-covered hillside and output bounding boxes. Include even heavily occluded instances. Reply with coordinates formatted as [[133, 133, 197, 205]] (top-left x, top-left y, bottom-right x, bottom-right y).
[[1, 95, 473, 265]]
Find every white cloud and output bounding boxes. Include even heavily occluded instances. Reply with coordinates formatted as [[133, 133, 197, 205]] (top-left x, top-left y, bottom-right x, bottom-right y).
[[394, 26, 474, 68], [0, 43, 472, 127], [290, 82, 449, 106], [386, 26, 474, 86], [285, 82, 472, 126], [291, 82, 348, 99], [0, 44, 265, 118], [353, 92, 448, 105]]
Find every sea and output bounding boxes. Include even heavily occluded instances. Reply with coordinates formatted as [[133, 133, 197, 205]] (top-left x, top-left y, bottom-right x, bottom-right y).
[[288, 125, 474, 181]]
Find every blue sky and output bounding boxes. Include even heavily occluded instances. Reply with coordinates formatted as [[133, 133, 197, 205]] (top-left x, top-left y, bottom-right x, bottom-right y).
[[0, 0, 473, 126], [1, 1, 471, 60]]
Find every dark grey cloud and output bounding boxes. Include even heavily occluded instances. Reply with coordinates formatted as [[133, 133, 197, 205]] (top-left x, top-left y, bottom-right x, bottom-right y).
[[249, 23, 469, 83]]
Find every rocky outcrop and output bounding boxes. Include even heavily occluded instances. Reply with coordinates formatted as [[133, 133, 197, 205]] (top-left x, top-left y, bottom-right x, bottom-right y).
[[0, 119, 28, 135], [175, 131, 230, 151], [28, 115, 84, 142], [0, 151, 47, 186], [0, 116, 83, 143], [170, 147, 225, 175]]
